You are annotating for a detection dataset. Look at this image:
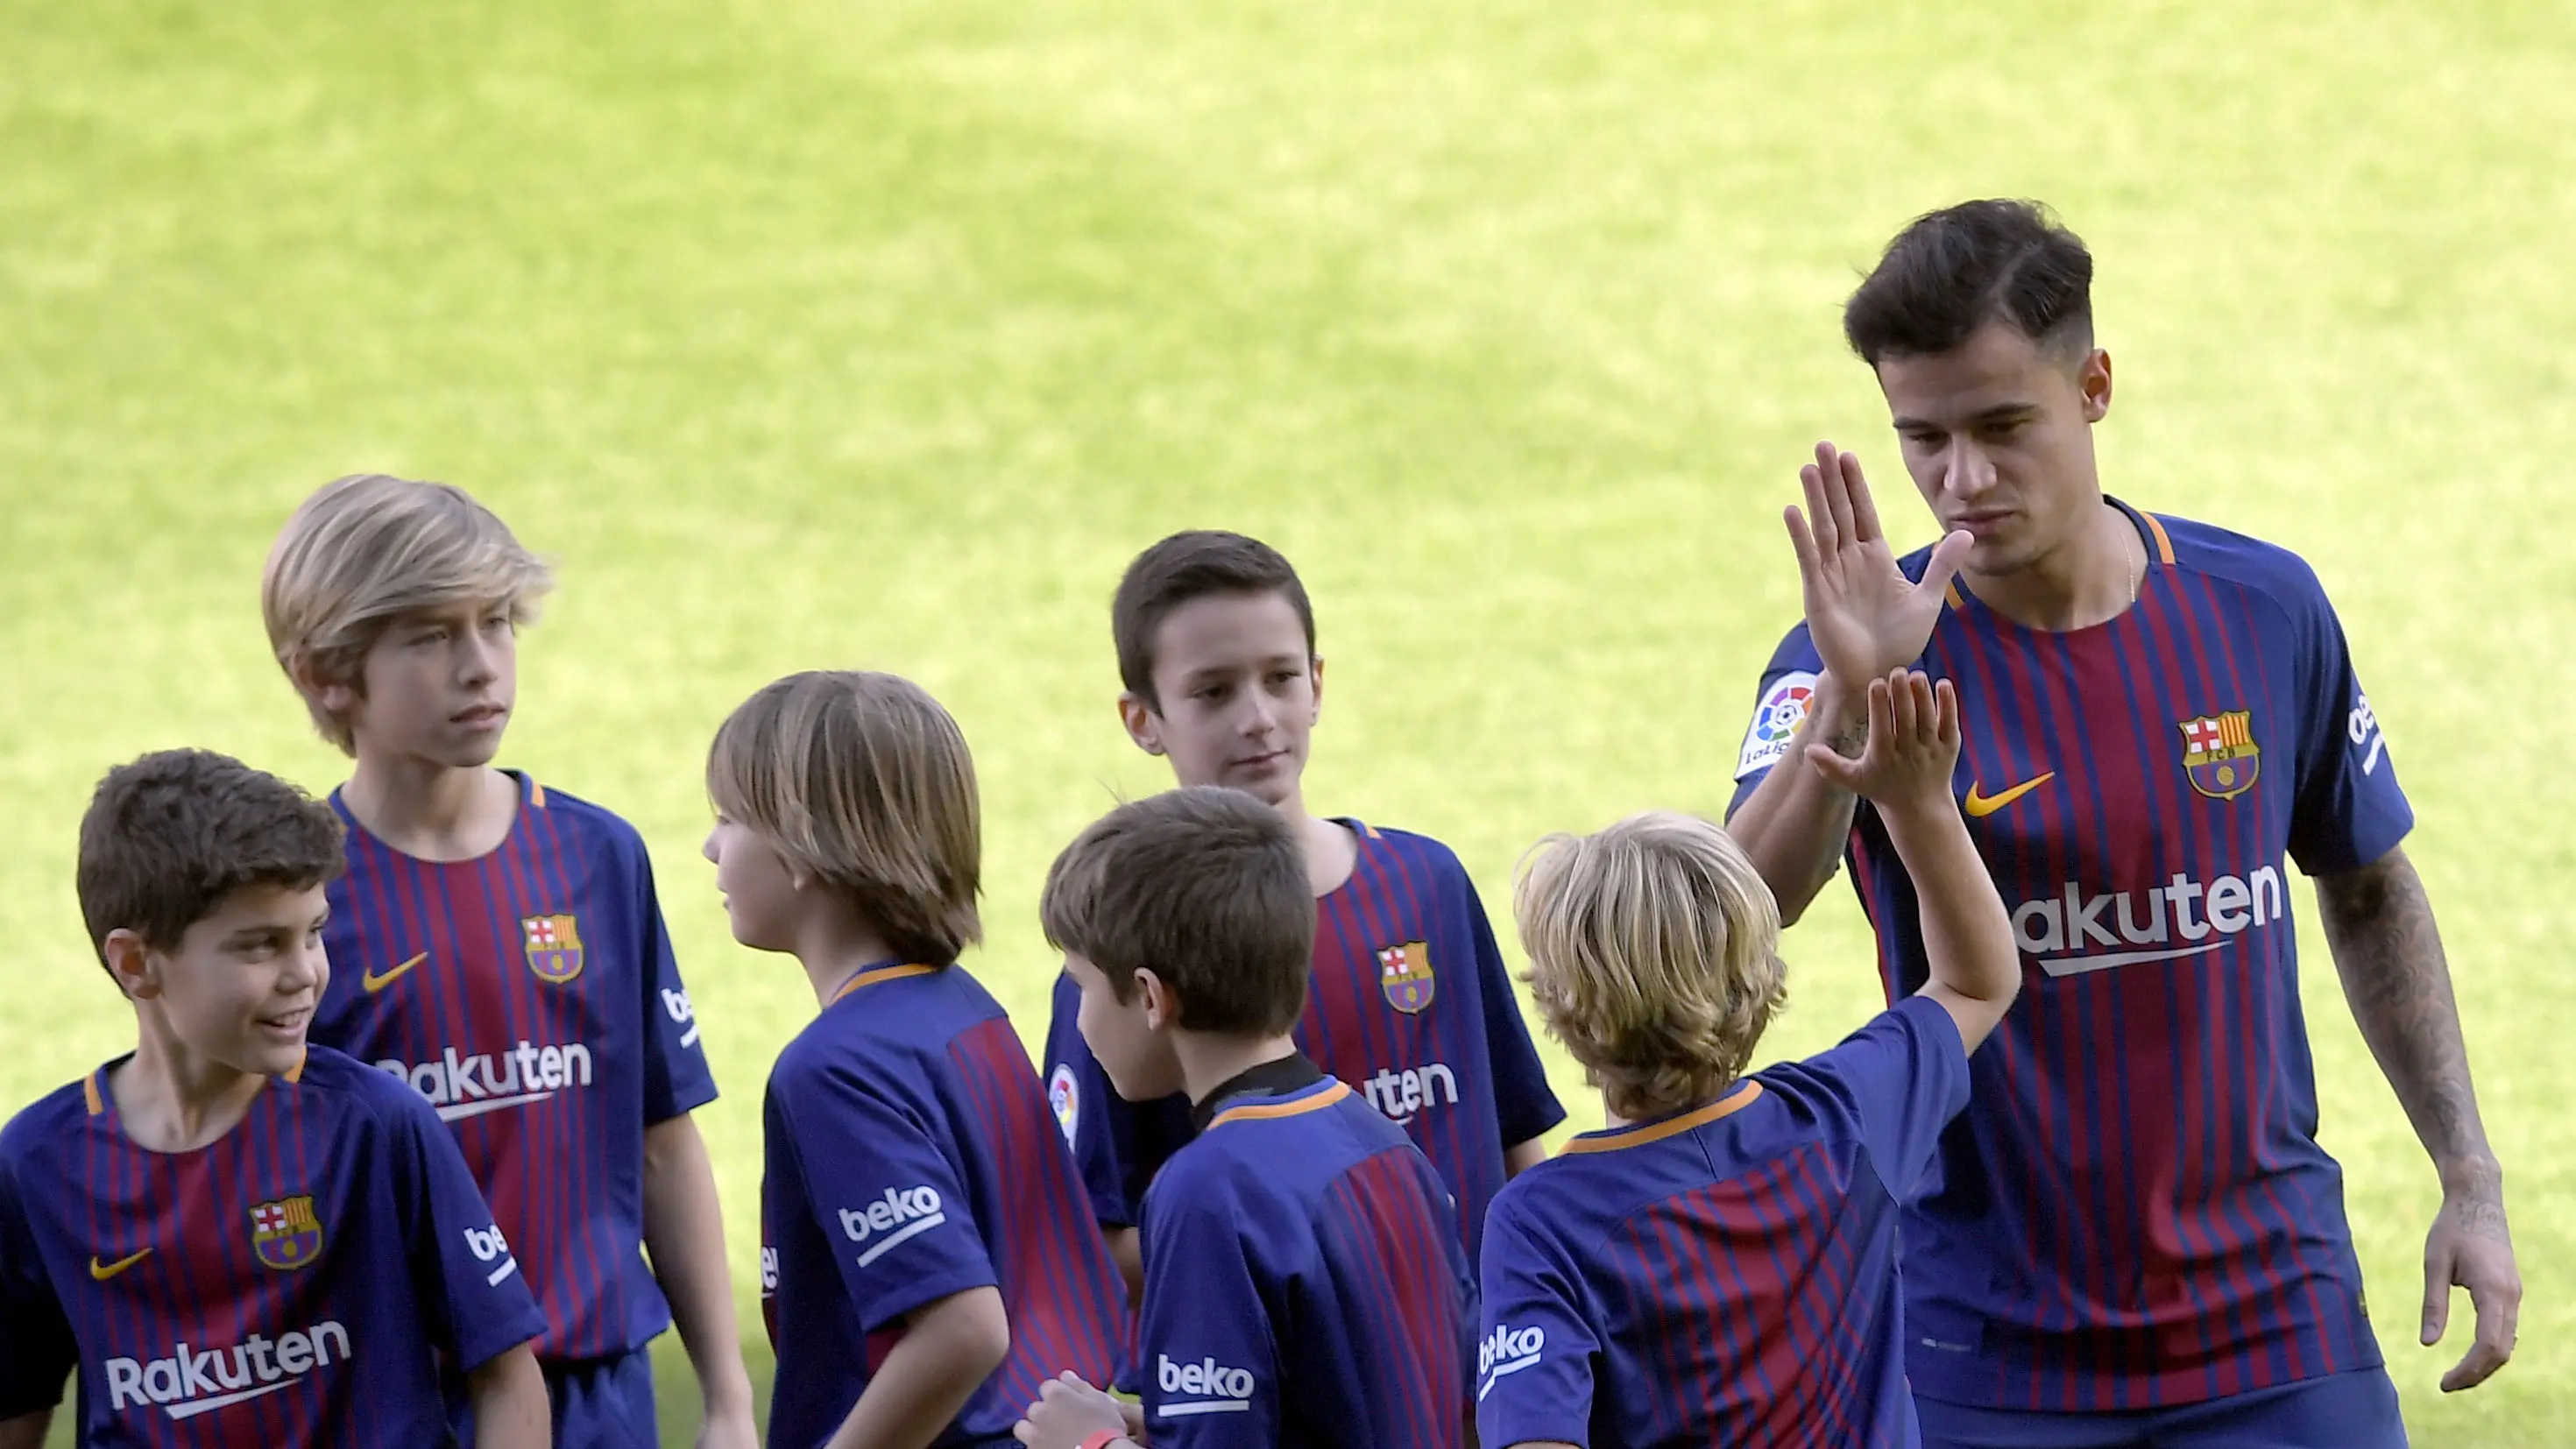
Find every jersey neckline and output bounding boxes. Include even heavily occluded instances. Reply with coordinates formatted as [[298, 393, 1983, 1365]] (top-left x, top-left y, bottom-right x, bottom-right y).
[[1205, 1076, 1349, 1131], [81, 1051, 306, 1156], [826, 961, 944, 1005], [1937, 496, 2177, 639], [329, 768, 541, 868], [1561, 1078, 1765, 1154]]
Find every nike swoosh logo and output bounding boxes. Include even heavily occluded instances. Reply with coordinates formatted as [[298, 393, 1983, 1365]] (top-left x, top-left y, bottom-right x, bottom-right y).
[[1963, 772, 2056, 817], [363, 951, 428, 993], [90, 1248, 152, 1281]]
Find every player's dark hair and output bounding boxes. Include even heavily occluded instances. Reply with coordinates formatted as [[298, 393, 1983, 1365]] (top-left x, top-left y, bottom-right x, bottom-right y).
[[1843, 199, 2094, 367], [76, 750, 346, 986], [1040, 787, 1312, 1036], [1112, 531, 1317, 710]]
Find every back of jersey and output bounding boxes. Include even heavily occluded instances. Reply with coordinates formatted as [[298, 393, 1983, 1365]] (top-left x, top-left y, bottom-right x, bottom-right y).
[[1142, 1077, 1471, 1449], [934, 980, 1129, 1411], [761, 965, 1124, 1449], [1476, 1000, 1967, 1449]]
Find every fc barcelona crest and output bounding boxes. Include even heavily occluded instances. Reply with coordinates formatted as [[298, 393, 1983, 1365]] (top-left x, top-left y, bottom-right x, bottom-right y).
[[522, 914, 585, 984], [2179, 710, 2261, 801], [1377, 941, 1435, 1014], [251, 1196, 322, 1271]]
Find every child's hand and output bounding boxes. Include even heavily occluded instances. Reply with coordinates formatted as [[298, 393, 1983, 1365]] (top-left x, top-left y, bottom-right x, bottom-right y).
[[1803, 668, 1960, 811], [1015, 1371, 1131, 1449]]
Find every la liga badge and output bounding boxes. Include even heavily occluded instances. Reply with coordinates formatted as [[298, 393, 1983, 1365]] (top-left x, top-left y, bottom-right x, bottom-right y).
[[1048, 1064, 1079, 1146]]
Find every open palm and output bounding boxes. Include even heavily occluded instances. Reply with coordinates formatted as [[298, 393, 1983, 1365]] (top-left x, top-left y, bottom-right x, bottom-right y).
[[1784, 442, 1971, 687]]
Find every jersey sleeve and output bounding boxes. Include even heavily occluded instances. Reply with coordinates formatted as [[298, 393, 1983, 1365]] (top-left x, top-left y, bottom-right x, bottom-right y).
[[1473, 1196, 1597, 1449], [1794, 994, 1970, 1201], [633, 840, 719, 1124], [1725, 623, 1826, 816], [2282, 569, 2414, 874], [1139, 1183, 1281, 1448], [1459, 874, 1566, 1148], [1044, 973, 1149, 1226], [0, 1146, 75, 1417], [775, 1057, 996, 1332], [386, 1085, 548, 1373]]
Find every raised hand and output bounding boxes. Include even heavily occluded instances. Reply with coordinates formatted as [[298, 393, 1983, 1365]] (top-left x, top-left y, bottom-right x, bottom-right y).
[[1784, 442, 1973, 689], [1804, 669, 1960, 811]]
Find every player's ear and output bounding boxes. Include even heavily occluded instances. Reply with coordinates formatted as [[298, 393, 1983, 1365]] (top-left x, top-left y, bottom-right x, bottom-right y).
[[2077, 348, 2112, 423], [1117, 692, 1165, 757], [103, 929, 159, 1001], [287, 650, 359, 716], [1307, 654, 1325, 724], [1134, 967, 1175, 1030]]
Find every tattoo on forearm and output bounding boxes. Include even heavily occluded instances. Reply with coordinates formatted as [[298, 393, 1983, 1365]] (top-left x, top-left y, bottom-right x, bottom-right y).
[[2318, 851, 2495, 1185], [1828, 714, 1868, 759]]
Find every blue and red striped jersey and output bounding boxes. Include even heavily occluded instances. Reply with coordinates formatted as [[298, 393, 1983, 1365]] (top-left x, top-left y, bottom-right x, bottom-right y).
[[1728, 503, 2410, 1411], [1474, 997, 1968, 1449], [760, 963, 1125, 1449], [309, 771, 718, 1363], [0, 1048, 545, 1445], [1042, 820, 1562, 1263], [1140, 1066, 1473, 1449]]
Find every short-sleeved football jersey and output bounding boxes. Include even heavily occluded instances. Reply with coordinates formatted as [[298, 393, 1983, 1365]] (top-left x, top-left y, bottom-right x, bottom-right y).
[[1140, 1061, 1474, 1449], [1476, 998, 1969, 1449], [310, 771, 718, 1363], [1044, 820, 1562, 1263], [761, 963, 1125, 1449], [1728, 504, 2410, 1411], [0, 1048, 546, 1445]]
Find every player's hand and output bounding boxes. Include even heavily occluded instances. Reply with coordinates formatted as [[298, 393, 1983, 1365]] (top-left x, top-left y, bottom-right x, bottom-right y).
[[1804, 669, 1959, 811], [2423, 1183, 2520, 1391], [1785, 442, 1971, 703], [1015, 1371, 1130, 1449]]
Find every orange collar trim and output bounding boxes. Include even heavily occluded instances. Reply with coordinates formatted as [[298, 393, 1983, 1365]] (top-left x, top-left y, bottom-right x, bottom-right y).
[[1208, 1079, 1349, 1130], [83, 1057, 297, 1117], [831, 963, 941, 1003], [2138, 510, 2178, 566], [1562, 1080, 1764, 1154]]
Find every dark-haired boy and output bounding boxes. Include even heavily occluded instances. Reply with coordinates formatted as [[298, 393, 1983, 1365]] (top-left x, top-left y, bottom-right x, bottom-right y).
[[1726, 197, 2510, 1445], [0, 750, 548, 1449], [1016, 786, 1472, 1449], [1041, 531, 1563, 1297]]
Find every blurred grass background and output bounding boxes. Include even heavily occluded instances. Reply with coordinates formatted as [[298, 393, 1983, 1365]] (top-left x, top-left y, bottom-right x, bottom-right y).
[[4, 1, 2571, 1442]]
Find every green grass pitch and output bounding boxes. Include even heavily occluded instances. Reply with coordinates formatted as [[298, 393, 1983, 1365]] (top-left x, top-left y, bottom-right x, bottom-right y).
[[5, 2, 2572, 1443]]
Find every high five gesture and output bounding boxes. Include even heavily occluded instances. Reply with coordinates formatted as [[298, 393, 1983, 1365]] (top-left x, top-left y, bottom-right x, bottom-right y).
[[1783, 441, 1971, 690]]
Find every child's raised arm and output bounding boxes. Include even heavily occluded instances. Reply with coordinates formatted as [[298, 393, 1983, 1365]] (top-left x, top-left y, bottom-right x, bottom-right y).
[[1805, 669, 2020, 1051]]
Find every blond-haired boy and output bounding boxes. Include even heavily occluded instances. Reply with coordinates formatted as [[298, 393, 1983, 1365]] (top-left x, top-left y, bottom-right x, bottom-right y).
[[1474, 669, 2020, 1449], [262, 474, 754, 1448], [702, 671, 1124, 1449]]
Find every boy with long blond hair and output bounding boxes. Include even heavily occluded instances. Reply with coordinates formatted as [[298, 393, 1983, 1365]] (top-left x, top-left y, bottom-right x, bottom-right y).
[[704, 671, 1123, 1449], [1475, 669, 2020, 1449]]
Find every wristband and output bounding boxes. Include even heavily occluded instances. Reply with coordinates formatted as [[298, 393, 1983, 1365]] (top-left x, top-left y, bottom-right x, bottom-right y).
[[1078, 1431, 1127, 1449]]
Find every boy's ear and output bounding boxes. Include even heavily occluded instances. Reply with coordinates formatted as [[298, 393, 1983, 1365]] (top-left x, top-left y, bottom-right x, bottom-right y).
[[103, 929, 159, 1002], [287, 651, 361, 717], [1134, 966, 1176, 1031], [1308, 654, 1325, 724], [1117, 692, 1165, 757]]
